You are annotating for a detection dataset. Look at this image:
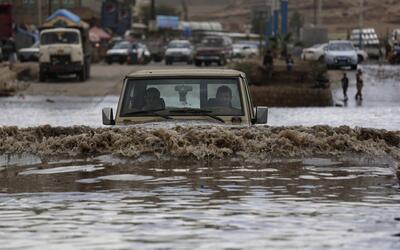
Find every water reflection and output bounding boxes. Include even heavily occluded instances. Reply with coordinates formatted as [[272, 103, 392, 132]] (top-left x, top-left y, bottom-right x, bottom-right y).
[[0, 157, 399, 249]]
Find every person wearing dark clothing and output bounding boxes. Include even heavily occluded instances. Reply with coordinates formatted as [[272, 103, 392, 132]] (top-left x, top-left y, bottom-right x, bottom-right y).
[[263, 50, 274, 67], [4, 38, 16, 63], [355, 69, 364, 100], [341, 73, 349, 100], [286, 54, 294, 72], [263, 50, 274, 79]]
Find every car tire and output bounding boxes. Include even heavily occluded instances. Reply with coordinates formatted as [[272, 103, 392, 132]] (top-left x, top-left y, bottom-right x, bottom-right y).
[[106, 59, 112, 65], [205, 61, 211, 66], [78, 68, 87, 82], [351, 65, 358, 70], [358, 55, 364, 63], [195, 60, 202, 67], [318, 56, 325, 62], [217, 59, 226, 66], [39, 72, 46, 82]]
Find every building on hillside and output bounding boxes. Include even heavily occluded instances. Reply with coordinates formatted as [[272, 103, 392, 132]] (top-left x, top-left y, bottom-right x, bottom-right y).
[[0, 0, 101, 26]]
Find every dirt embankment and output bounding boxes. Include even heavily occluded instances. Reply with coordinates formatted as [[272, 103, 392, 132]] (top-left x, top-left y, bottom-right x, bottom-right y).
[[0, 63, 33, 96], [0, 125, 399, 162]]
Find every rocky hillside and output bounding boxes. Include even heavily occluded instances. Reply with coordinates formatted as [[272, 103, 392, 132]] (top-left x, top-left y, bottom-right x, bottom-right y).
[[159, 0, 400, 36]]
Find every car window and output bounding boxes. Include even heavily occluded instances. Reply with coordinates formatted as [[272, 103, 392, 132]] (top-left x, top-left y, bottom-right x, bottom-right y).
[[201, 37, 224, 47], [328, 43, 354, 51], [168, 42, 191, 49], [41, 31, 79, 45], [120, 78, 243, 117], [113, 42, 130, 49]]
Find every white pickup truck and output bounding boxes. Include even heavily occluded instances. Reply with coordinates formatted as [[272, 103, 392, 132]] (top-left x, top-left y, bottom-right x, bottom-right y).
[[102, 69, 268, 126]]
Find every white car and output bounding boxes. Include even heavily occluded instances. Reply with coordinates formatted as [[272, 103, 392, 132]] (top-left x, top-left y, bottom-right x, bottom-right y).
[[324, 40, 358, 70], [301, 43, 327, 61], [106, 41, 150, 65], [233, 43, 259, 58], [18, 42, 40, 62], [165, 40, 194, 65]]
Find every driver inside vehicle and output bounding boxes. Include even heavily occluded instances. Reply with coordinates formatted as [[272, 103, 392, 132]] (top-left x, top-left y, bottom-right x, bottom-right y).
[[143, 87, 165, 110], [208, 86, 241, 115]]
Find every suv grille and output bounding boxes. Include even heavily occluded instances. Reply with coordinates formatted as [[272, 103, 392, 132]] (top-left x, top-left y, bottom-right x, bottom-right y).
[[51, 55, 71, 65]]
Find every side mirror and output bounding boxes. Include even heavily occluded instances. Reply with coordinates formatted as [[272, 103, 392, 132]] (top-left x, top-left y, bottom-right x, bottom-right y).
[[102, 108, 115, 125], [254, 107, 268, 124]]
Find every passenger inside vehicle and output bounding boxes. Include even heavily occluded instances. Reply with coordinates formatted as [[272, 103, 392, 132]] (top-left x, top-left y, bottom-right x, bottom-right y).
[[142, 87, 165, 110]]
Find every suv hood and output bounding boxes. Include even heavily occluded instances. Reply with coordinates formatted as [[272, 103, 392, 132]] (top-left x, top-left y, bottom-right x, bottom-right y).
[[107, 49, 129, 55], [326, 50, 357, 57], [117, 119, 235, 129], [166, 48, 191, 54], [19, 48, 39, 53]]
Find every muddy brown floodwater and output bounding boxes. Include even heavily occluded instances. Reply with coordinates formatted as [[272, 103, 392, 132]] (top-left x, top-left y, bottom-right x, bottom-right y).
[[0, 125, 400, 249], [0, 64, 400, 249], [0, 155, 399, 249]]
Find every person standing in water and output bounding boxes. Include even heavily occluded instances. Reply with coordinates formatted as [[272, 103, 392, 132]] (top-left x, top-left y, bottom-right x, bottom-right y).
[[341, 73, 349, 101], [355, 69, 364, 101]]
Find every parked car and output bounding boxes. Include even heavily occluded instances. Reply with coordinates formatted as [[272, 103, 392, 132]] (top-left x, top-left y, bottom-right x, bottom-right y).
[[324, 40, 358, 70], [18, 42, 39, 62], [302, 43, 367, 63], [194, 36, 233, 66], [102, 69, 268, 126], [232, 43, 259, 58], [301, 43, 327, 61], [165, 40, 194, 65], [105, 41, 150, 65]]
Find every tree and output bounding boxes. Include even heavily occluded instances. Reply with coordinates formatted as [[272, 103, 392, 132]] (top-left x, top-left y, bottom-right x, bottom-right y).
[[268, 33, 294, 58], [289, 11, 304, 40]]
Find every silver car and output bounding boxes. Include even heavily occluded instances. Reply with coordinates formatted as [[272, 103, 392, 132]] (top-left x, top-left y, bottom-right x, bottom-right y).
[[324, 40, 358, 70]]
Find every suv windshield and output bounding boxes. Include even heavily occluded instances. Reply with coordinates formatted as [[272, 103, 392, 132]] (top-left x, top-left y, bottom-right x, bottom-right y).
[[201, 37, 224, 47], [328, 43, 354, 51], [120, 78, 244, 117], [113, 42, 134, 49], [168, 42, 191, 49], [41, 31, 79, 45]]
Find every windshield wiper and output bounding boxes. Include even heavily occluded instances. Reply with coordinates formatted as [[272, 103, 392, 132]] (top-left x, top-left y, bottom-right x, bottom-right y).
[[169, 108, 225, 123], [124, 109, 173, 120]]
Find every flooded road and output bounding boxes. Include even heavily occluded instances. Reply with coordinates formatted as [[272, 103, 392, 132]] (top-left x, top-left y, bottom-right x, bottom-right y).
[[0, 64, 399, 249], [1, 65, 400, 130], [1, 157, 399, 249]]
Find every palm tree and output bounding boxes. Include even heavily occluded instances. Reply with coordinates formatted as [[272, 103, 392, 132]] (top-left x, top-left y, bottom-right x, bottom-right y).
[[268, 33, 293, 58]]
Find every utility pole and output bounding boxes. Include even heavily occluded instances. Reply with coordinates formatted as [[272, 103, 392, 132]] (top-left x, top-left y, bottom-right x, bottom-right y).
[[151, 0, 156, 21], [37, 0, 42, 26], [181, 0, 188, 21], [359, 0, 364, 48], [313, 0, 317, 25], [48, 0, 52, 16], [317, 0, 323, 26]]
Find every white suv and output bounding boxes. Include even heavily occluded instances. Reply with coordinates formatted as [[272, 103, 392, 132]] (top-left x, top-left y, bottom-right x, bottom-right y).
[[324, 40, 358, 70], [165, 40, 194, 65]]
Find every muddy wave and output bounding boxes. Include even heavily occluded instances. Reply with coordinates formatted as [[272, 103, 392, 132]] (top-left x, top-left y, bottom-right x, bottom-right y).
[[1, 125, 399, 162]]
